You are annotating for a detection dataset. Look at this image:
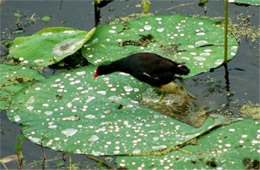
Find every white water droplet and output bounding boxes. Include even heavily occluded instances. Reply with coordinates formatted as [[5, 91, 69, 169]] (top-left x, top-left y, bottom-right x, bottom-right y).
[[229, 128, 235, 132], [94, 59, 102, 64], [241, 134, 248, 138], [196, 32, 205, 36], [225, 144, 231, 147], [67, 103, 72, 108], [195, 40, 208, 47], [144, 25, 152, 31], [231, 45, 238, 51], [97, 91, 107, 95], [134, 88, 139, 92], [42, 32, 53, 36], [215, 59, 224, 65], [34, 59, 44, 64], [63, 30, 75, 34], [181, 56, 190, 60], [110, 88, 117, 91], [49, 125, 57, 129], [109, 30, 116, 33], [85, 114, 96, 119], [124, 86, 133, 92], [14, 115, 21, 122], [108, 96, 122, 102], [45, 111, 53, 116], [27, 106, 34, 111], [152, 145, 167, 150], [30, 137, 41, 143], [77, 87, 83, 90], [187, 45, 195, 49], [204, 49, 212, 53], [103, 77, 110, 81], [42, 103, 49, 107], [86, 96, 96, 103], [76, 71, 86, 76], [153, 137, 159, 141], [156, 28, 165, 32], [26, 96, 35, 104], [139, 28, 144, 32], [35, 87, 41, 91], [88, 135, 99, 143], [200, 52, 211, 57], [61, 128, 78, 137], [119, 72, 130, 76], [133, 149, 141, 154], [114, 150, 120, 154], [62, 115, 78, 121], [92, 151, 101, 156]]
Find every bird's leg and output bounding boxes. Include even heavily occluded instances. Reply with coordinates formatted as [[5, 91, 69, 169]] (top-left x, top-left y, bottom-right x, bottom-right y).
[[179, 78, 196, 99], [159, 91, 166, 102], [180, 78, 187, 95], [159, 87, 166, 102]]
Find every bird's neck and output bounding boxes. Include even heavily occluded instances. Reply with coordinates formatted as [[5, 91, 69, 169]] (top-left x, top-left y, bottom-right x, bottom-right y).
[[99, 60, 124, 75]]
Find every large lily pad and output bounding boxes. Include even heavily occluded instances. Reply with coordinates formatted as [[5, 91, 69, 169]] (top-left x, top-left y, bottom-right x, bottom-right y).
[[8, 27, 96, 67], [0, 64, 45, 110], [116, 119, 259, 169], [8, 66, 229, 155], [82, 15, 238, 78]]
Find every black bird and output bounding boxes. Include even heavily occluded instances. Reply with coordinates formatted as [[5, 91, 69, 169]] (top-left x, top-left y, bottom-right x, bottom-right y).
[[94, 52, 190, 88]]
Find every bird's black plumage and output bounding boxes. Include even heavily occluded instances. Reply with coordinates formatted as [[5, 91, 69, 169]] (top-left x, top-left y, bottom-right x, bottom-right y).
[[94, 52, 190, 87]]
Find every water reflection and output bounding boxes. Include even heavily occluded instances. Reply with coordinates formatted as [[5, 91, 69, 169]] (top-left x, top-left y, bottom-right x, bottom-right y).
[[94, 0, 114, 26], [223, 63, 232, 110]]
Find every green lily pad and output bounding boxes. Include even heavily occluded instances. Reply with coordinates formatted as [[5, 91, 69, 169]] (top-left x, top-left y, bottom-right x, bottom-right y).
[[0, 64, 45, 110], [82, 15, 238, 78], [230, 0, 260, 6], [116, 119, 259, 169], [8, 27, 96, 67], [8, 66, 229, 155]]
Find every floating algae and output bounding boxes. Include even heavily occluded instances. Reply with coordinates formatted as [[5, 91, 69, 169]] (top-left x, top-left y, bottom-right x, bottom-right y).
[[141, 82, 207, 128]]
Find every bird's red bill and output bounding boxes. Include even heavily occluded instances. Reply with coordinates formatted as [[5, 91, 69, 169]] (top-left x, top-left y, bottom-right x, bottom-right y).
[[93, 68, 98, 78]]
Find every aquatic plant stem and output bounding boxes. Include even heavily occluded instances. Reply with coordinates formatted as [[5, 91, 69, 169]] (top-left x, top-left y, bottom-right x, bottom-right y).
[[69, 155, 72, 170], [0, 161, 8, 170], [143, 0, 151, 14], [224, 0, 228, 63], [41, 139, 47, 169]]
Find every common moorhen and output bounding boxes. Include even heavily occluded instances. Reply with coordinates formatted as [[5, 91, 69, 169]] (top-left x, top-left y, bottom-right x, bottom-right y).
[[94, 52, 190, 88]]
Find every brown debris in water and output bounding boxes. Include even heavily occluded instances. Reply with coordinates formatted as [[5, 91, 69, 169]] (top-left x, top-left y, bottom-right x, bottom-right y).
[[141, 82, 208, 128]]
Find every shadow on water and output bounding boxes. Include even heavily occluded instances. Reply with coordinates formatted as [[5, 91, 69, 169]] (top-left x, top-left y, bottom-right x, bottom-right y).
[[0, 0, 259, 169]]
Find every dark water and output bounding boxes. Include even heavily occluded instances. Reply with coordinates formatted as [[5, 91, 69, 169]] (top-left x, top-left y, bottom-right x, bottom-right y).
[[1, 0, 259, 169]]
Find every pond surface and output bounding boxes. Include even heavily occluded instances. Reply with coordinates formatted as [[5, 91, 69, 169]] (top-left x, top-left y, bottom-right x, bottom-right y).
[[0, 0, 259, 169]]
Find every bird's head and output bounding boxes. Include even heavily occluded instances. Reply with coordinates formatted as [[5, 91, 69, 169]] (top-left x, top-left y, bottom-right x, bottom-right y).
[[93, 62, 114, 78], [176, 63, 190, 75]]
